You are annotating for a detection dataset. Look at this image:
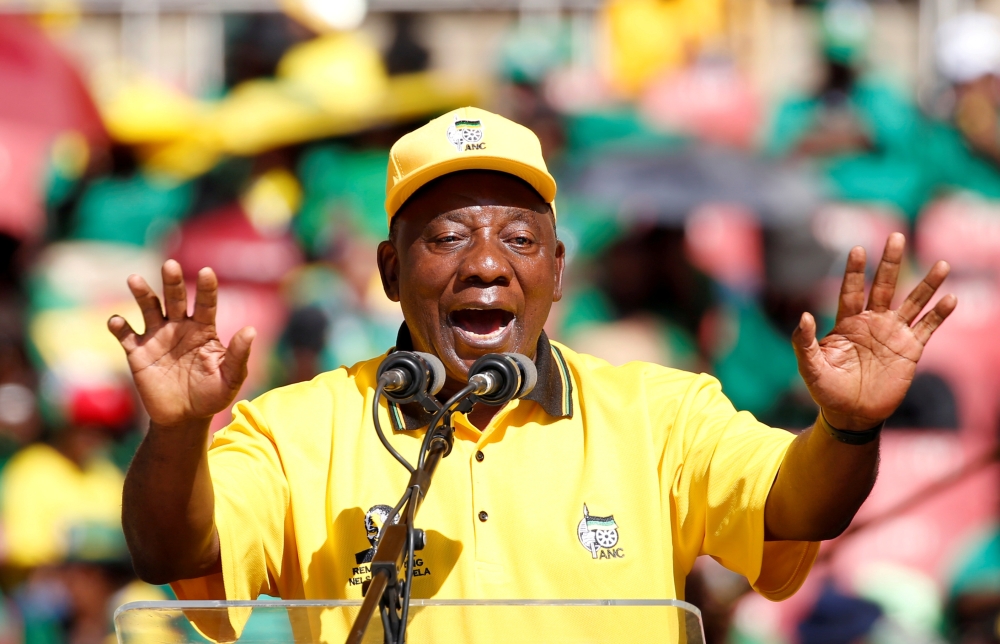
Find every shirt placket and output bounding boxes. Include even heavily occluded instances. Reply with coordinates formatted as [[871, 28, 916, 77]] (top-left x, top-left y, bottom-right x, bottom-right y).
[[454, 406, 514, 585]]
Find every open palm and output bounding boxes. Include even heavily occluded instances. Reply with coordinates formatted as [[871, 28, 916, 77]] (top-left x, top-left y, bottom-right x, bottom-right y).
[[792, 233, 957, 431], [108, 260, 256, 427]]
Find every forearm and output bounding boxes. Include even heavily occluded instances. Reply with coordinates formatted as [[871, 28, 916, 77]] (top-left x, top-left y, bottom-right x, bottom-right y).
[[763, 415, 879, 542], [122, 418, 221, 584]]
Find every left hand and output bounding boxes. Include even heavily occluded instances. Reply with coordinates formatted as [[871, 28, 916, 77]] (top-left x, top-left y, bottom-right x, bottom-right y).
[[792, 233, 957, 431]]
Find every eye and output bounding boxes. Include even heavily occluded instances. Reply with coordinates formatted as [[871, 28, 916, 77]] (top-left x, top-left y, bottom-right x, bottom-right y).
[[508, 233, 534, 248], [433, 232, 463, 244]]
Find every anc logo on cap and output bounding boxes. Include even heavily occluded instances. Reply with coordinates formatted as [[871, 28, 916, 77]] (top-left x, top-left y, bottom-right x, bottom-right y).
[[446, 116, 486, 152]]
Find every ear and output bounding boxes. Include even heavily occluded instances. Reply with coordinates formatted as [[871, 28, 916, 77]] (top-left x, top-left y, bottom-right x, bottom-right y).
[[552, 239, 566, 303], [377, 240, 401, 302]]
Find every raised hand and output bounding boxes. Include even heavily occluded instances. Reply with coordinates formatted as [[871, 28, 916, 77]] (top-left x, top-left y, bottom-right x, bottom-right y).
[[792, 233, 957, 431], [108, 260, 256, 428]]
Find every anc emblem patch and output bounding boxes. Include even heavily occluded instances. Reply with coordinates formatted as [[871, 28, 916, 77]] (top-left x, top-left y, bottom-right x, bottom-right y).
[[446, 116, 485, 152], [577, 504, 624, 560]]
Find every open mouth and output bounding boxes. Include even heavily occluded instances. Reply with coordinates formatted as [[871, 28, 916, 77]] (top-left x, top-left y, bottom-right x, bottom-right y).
[[448, 308, 515, 342]]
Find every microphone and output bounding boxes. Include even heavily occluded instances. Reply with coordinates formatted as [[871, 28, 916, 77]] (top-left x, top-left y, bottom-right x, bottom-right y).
[[377, 351, 446, 404], [467, 353, 537, 406]]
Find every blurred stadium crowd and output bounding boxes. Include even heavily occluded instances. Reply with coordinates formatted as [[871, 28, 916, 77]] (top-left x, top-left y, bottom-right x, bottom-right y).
[[2, 0, 1000, 642]]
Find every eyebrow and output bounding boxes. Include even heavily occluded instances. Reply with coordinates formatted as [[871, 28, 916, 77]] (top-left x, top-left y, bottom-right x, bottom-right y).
[[436, 206, 544, 226]]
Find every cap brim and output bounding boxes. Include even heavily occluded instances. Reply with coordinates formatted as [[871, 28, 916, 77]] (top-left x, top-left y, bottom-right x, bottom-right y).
[[385, 155, 557, 223]]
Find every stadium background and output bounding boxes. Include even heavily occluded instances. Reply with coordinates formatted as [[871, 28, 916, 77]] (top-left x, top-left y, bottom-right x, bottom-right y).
[[1, 0, 1000, 642]]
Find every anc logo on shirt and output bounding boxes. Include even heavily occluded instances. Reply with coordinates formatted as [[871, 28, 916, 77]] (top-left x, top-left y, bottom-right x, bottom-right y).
[[577, 504, 624, 560], [349, 504, 431, 588], [446, 117, 486, 152]]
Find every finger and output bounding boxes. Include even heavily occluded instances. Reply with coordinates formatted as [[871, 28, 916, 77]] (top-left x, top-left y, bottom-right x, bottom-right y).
[[836, 246, 867, 324], [127, 274, 165, 333], [913, 294, 958, 345], [866, 233, 905, 313], [220, 326, 256, 388], [791, 312, 823, 385], [192, 267, 219, 326], [162, 259, 189, 321], [898, 260, 951, 325], [107, 315, 139, 353]]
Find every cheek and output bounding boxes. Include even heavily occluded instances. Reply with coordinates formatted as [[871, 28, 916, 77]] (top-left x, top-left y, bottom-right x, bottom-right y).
[[398, 255, 453, 317], [520, 250, 558, 288], [514, 257, 558, 312], [400, 252, 451, 294]]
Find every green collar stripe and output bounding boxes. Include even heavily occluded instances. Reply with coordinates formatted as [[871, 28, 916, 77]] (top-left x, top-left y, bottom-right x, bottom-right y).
[[551, 345, 573, 417], [388, 402, 405, 432]]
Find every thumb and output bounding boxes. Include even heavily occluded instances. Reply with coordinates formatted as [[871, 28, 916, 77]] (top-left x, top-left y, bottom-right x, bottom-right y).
[[221, 326, 256, 388], [791, 312, 823, 384]]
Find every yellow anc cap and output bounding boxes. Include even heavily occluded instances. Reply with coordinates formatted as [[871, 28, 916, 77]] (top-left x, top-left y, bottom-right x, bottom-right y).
[[384, 106, 557, 226]]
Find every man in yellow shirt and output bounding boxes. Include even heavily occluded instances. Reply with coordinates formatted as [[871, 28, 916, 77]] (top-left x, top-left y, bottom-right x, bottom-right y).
[[109, 108, 956, 610]]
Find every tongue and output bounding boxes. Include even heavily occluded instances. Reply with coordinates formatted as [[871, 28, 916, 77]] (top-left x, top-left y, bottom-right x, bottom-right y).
[[453, 310, 508, 335]]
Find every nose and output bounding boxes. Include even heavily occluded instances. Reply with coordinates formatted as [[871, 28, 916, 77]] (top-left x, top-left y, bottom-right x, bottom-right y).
[[457, 232, 513, 286]]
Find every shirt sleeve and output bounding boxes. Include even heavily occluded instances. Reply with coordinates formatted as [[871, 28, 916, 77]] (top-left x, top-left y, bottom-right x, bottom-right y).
[[170, 399, 290, 604], [662, 373, 819, 601]]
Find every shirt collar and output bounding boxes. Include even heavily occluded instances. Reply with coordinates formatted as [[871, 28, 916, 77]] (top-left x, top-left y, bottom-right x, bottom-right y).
[[387, 323, 574, 431]]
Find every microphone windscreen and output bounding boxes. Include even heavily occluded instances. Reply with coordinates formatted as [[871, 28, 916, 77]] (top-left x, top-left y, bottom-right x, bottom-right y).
[[414, 352, 446, 395], [506, 353, 537, 397]]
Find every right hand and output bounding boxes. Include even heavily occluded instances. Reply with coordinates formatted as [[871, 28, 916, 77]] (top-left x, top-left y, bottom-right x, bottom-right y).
[[108, 260, 256, 428]]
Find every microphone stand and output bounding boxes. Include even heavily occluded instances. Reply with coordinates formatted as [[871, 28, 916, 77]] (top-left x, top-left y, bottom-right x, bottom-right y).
[[345, 386, 476, 644]]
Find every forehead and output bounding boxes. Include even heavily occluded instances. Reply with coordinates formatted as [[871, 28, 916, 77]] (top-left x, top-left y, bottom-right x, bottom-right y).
[[394, 170, 552, 229]]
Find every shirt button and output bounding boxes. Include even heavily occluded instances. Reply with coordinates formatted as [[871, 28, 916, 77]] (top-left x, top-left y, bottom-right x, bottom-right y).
[[475, 450, 485, 462], [478, 510, 489, 522]]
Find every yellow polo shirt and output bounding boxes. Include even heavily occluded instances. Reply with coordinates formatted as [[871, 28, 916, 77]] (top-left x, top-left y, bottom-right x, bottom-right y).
[[172, 328, 818, 611]]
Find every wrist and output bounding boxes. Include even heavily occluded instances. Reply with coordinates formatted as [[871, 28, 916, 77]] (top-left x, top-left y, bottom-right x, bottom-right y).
[[148, 417, 213, 436], [818, 409, 883, 445], [819, 408, 884, 432]]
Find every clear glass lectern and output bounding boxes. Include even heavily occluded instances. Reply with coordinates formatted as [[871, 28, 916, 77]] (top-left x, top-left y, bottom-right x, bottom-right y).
[[114, 599, 705, 644]]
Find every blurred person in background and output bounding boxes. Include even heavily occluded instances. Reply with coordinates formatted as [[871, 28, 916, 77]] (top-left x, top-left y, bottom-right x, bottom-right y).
[[684, 558, 752, 644], [928, 12, 1000, 199], [560, 223, 708, 372], [765, 0, 930, 221], [946, 528, 1000, 644], [383, 13, 429, 76], [275, 305, 329, 385], [797, 583, 884, 644], [1, 411, 135, 644], [0, 233, 42, 463], [709, 225, 837, 429], [943, 435, 1000, 644]]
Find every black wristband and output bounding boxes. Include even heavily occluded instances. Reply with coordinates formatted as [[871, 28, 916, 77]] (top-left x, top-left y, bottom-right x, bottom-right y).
[[817, 410, 883, 445]]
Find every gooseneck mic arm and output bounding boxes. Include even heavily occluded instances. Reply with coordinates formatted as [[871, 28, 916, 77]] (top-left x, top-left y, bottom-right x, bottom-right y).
[[347, 352, 537, 644], [347, 378, 474, 644]]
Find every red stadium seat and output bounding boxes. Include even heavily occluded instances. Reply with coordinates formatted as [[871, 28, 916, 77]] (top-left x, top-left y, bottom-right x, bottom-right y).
[[828, 430, 999, 584], [639, 63, 763, 149], [917, 197, 1000, 278], [912, 276, 1000, 443], [683, 203, 763, 293]]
